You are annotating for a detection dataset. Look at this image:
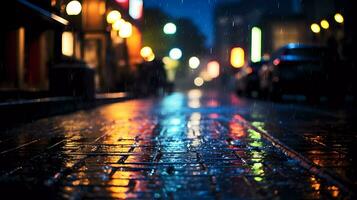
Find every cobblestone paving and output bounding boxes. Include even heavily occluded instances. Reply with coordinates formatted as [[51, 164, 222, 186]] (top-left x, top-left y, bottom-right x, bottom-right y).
[[241, 99, 357, 191], [0, 91, 353, 199]]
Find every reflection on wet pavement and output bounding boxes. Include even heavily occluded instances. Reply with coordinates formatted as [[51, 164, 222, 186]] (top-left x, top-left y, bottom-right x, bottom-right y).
[[0, 90, 354, 199]]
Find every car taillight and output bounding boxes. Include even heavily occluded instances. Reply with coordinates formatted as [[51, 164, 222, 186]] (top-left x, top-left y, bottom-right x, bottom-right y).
[[273, 58, 281, 66]]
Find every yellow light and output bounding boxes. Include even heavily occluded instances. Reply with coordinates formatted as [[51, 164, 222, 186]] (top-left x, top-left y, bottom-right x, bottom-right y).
[[194, 77, 204, 87], [231, 47, 245, 68], [334, 13, 344, 23], [310, 23, 321, 33], [62, 32, 74, 56], [112, 19, 125, 31], [207, 61, 220, 78], [189, 56, 200, 69], [66, 0, 82, 15], [119, 22, 132, 38], [162, 56, 179, 70], [140, 46, 153, 58], [106, 10, 121, 24], [140, 46, 155, 61], [146, 53, 155, 62], [320, 20, 329, 29]]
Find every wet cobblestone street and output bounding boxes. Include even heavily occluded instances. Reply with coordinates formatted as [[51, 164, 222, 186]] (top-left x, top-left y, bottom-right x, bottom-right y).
[[0, 90, 355, 199]]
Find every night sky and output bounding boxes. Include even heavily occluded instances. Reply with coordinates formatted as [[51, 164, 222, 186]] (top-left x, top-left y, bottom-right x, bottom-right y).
[[144, 0, 239, 47]]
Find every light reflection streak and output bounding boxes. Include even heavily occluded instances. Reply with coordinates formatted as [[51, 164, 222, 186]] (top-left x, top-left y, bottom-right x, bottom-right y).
[[188, 89, 202, 108], [187, 112, 202, 147]]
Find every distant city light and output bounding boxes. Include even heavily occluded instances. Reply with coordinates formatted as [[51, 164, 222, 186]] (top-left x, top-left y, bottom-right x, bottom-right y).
[[140, 46, 153, 57], [66, 0, 82, 15], [62, 32, 74, 56], [207, 61, 220, 78], [119, 22, 132, 38], [163, 23, 177, 35], [140, 46, 155, 61], [320, 19, 329, 29], [129, 0, 143, 19], [189, 56, 200, 69], [310, 23, 321, 33], [231, 47, 245, 68], [106, 10, 121, 24], [194, 77, 204, 87], [334, 13, 344, 24], [146, 54, 155, 62], [112, 19, 125, 31], [169, 48, 182, 60], [251, 27, 262, 63]]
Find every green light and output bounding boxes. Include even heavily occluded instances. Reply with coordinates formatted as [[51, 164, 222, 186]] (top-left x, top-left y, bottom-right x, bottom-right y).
[[251, 27, 262, 63], [248, 129, 261, 140]]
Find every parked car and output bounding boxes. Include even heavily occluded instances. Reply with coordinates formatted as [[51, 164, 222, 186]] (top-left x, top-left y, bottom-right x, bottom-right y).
[[235, 59, 268, 97], [259, 43, 335, 101]]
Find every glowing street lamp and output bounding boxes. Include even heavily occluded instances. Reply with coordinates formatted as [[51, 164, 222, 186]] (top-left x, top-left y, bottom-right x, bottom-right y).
[[140, 46, 153, 58], [112, 19, 126, 31], [119, 22, 132, 38], [140, 46, 155, 61], [106, 10, 121, 24], [207, 61, 220, 78], [66, 0, 82, 15], [320, 19, 329, 29], [251, 27, 262, 63], [129, 0, 143, 19], [334, 13, 344, 24], [169, 48, 182, 60], [189, 56, 200, 69], [231, 47, 245, 68], [194, 77, 204, 87], [310, 23, 321, 34], [163, 23, 177, 35]]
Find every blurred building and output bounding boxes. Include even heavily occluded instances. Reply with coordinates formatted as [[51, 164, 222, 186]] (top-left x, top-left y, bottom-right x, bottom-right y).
[[214, 0, 343, 69], [214, 0, 311, 68], [1, 0, 68, 91], [1, 0, 143, 94]]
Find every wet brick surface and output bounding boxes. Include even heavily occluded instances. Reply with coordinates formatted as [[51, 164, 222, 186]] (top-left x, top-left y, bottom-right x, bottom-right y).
[[0, 90, 354, 199]]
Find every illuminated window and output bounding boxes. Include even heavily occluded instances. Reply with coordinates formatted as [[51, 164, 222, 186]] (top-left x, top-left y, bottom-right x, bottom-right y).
[[62, 32, 74, 56]]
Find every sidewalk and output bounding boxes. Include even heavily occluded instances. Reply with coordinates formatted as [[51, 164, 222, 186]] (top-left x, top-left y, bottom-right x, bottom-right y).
[[0, 93, 131, 129], [0, 91, 355, 199]]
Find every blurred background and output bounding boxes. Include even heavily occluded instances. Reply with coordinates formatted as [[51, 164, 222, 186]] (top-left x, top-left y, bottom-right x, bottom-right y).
[[1, 0, 356, 104]]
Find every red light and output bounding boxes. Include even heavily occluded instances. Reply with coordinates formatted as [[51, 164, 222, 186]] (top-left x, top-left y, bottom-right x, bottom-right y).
[[273, 58, 281, 66]]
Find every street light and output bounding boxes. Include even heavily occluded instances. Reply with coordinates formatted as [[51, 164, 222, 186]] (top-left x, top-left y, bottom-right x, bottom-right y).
[[231, 47, 245, 68], [163, 23, 177, 35], [66, 0, 82, 15], [106, 10, 121, 24], [334, 13, 344, 24], [310, 23, 321, 34], [194, 77, 204, 87], [169, 48, 182, 60], [251, 27, 262, 63], [140, 46, 155, 61], [189, 56, 200, 69], [112, 19, 126, 31], [320, 19, 329, 29], [119, 22, 132, 38], [207, 61, 220, 78]]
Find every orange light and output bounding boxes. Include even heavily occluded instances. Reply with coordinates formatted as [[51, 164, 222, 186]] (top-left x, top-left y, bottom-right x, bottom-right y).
[[207, 61, 220, 78], [231, 47, 245, 68], [246, 67, 253, 74]]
